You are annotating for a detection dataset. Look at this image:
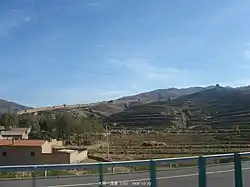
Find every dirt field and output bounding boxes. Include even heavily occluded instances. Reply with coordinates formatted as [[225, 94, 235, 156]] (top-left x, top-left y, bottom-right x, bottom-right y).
[[88, 131, 250, 161]]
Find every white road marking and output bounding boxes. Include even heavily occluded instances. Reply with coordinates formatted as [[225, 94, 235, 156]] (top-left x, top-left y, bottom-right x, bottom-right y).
[[42, 167, 250, 187]]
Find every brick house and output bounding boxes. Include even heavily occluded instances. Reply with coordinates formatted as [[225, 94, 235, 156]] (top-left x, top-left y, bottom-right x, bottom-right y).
[[0, 139, 88, 166]]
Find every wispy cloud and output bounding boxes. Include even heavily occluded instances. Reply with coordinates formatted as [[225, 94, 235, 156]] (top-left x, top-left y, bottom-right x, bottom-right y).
[[0, 9, 32, 37], [85, 0, 101, 7], [107, 58, 199, 89], [245, 43, 250, 60], [25, 87, 135, 107], [245, 51, 250, 60]]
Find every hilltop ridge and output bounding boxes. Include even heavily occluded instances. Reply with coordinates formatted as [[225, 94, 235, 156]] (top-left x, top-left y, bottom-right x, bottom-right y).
[[106, 85, 250, 129], [6, 85, 217, 116], [0, 99, 29, 113], [3, 84, 250, 131]]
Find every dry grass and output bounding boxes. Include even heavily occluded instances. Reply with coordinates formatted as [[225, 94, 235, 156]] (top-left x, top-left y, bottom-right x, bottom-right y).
[[89, 132, 250, 161]]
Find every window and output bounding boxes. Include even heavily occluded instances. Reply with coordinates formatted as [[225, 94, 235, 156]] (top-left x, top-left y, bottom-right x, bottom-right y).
[[30, 152, 35, 156], [2, 152, 7, 156]]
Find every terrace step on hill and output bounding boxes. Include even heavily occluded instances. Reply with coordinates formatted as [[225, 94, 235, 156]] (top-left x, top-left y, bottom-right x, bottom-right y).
[[106, 86, 250, 130]]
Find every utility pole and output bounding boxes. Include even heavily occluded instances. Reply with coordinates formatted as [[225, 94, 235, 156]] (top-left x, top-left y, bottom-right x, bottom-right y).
[[105, 124, 110, 158], [105, 124, 114, 173]]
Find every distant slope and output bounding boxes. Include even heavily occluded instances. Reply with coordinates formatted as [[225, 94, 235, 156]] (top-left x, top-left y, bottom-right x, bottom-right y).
[[117, 86, 213, 103], [16, 86, 217, 117], [9, 84, 250, 130], [82, 86, 215, 116], [0, 99, 29, 113], [172, 85, 250, 129], [106, 85, 250, 129]]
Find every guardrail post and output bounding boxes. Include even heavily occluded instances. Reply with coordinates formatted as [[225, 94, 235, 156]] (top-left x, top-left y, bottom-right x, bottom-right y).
[[112, 166, 115, 173], [44, 170, 47, 177], [234, 153, 243, 187], [150, 160, 157, 187], [99, 163, 104, 187], [32, 168, 36, 187], [198, 156, 206, 187]]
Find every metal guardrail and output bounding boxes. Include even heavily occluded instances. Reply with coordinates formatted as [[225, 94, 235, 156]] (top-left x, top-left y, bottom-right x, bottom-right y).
[[0, 152, 249, 187]]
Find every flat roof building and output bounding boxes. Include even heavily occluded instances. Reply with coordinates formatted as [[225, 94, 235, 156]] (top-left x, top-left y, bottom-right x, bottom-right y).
[[0, 139, 88, 166]]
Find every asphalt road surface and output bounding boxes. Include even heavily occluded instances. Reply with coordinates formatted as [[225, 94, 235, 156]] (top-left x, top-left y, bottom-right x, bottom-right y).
[[1, 162, 250, 187]]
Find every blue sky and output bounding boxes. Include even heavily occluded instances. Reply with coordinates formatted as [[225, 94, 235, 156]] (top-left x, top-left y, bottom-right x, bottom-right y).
[[1, 0, 250, 107]]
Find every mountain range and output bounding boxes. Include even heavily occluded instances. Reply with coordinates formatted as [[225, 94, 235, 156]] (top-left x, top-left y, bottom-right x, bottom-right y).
[[117, 86, 215, 102], [0, 85, 215, 114], [2, 84, 250, 130], [0, 99, 29, 113], [106, 85, 250, 129]]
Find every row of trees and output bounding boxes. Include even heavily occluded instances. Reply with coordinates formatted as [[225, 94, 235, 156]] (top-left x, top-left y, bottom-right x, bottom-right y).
[[0, 111, 104, 142]]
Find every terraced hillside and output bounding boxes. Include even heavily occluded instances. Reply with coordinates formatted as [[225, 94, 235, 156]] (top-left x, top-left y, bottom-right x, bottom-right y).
[[16, 87, 212, 116], [106, 86, 250, 129], [15, 86, 215, 118], [5, 85, 250, 131]]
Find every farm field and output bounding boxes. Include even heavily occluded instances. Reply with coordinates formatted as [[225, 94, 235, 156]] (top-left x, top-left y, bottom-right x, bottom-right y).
[[88, 130, 250, 161]]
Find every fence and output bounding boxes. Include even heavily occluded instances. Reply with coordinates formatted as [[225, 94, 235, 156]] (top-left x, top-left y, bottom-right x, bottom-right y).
[[0, 152, 249, 187]]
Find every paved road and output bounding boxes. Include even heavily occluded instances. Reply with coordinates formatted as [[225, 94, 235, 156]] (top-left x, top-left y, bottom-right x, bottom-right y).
[[1, 162, 250, 187]]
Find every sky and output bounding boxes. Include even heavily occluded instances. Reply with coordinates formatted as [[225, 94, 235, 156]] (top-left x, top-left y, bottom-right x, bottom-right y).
[[1, 0, 250, 107]]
